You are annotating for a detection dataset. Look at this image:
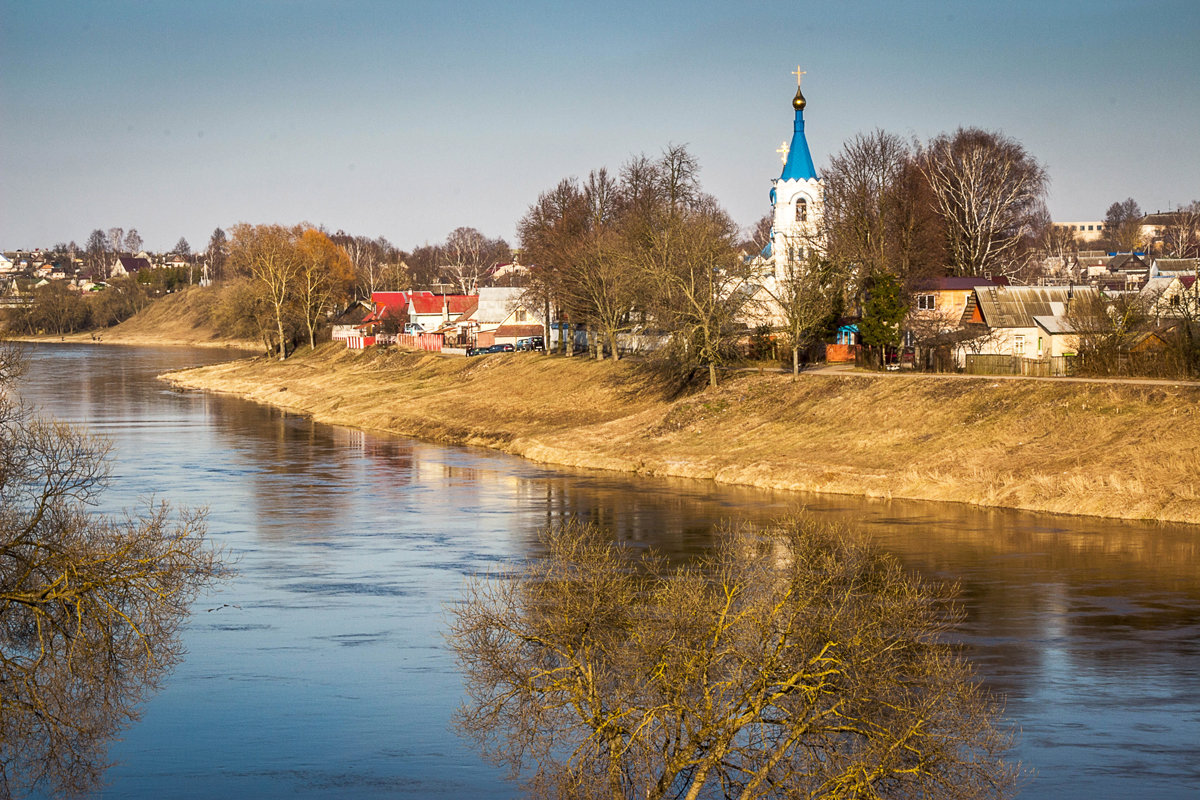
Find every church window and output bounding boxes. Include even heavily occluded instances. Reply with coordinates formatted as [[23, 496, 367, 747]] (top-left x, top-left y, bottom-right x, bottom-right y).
[[795, 198, 808, 222]]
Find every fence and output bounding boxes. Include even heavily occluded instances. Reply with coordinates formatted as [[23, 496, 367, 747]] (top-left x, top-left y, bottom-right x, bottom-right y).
[[345, 335, 375, 350], [963, 354, 1075, 377], [395, 332, 444, 352]]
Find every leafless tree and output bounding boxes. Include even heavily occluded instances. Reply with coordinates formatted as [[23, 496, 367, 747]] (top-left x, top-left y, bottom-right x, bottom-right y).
[[765, 252, 845, 376], [518, 181, 582, 353], [1103, 198, 1144, 253], [1162, 200, 1200, 258], [229, 223, 302, 359], [296, 229, 355, 349], [0, 341, 227, 797], [207, 227, 228, 282], [123, 229, 143, 254], [450, 515, 1019, 800], [443, 227, 511, 294], [85, 230, 108, 278], [1031, 207, 1078, 276], [106, 228, 125, 257], [920, 128, 1048, 280], [823, 130, 945, 298], [1066, 290, 1155, 376], [332, 233, 407, 298]]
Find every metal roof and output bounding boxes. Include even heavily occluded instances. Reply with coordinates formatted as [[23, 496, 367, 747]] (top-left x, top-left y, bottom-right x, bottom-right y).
[[973, 284, 1097, 329]]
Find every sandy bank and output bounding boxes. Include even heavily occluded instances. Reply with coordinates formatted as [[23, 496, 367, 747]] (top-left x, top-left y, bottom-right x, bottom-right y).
[[161, 343, 1200, 525]]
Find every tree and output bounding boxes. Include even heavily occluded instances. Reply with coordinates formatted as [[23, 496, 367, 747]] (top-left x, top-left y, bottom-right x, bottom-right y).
[[1161, 200, 1200, 258], [13, 282, 91, 335], [518, 178, 592, 354], [207, 227, 228, 282], [0, 341, 227, 797], [920, 128, 1048, 280], [450, 515, 1018, 800], [623, 147, 751, 387], [85, 229, 108, 278], [858, 271, 907, 368], [228, 223, 302, 359], [174, 237, 192, 257], [766, 254, 844, 376], [1103, 198, 1144, 253], [123, 229, 143, 254], [443, 227, 511, 294], [295, 228, 355, 348], [823, 130, 945, 295], [106, 227, 125, 256]]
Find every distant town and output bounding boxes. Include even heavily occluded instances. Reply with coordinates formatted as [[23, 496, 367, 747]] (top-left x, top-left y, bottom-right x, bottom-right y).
[[4, 79, 1199, 383]]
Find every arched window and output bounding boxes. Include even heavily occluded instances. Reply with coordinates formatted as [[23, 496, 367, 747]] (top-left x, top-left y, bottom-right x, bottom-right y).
[[795, 198, 807, 222]]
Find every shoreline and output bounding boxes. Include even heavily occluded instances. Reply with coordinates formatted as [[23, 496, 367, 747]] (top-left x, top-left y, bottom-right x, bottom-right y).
[[160, 343, 1200, 526], [9, 331, 261, 351]]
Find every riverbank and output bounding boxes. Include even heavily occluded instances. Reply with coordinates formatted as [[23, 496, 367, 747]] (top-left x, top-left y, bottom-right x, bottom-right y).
[[162, 343, 1200, 524]]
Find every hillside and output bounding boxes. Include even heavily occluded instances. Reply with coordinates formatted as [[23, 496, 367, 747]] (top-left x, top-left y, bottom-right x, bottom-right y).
[[11, 286, 260, 350], [162, 344, 1200, 525]]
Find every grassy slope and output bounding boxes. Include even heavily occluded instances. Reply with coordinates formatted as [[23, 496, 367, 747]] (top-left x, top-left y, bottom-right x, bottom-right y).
[[163, 344, 1200, 524], [13, 287, 259, 349]]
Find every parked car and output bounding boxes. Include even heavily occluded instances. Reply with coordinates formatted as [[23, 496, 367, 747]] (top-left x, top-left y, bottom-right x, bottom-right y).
[[403, 322, 425, 335], [487, 343, 515, 353], [516, 336, 545, 351]]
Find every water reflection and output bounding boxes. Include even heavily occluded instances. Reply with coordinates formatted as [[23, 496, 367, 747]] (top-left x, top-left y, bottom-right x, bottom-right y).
[[14, 344, 1200, 799]]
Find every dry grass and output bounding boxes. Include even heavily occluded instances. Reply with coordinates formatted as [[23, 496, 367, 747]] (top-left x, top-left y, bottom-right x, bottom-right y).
[[163, 345, 1200, 525], [11, 287, 259, 350]]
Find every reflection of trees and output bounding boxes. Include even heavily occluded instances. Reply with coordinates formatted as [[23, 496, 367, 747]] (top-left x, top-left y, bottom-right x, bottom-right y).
[[211, 408, 418, 543], [1, 342, 226, 797], [451, 516, 1017, 799]]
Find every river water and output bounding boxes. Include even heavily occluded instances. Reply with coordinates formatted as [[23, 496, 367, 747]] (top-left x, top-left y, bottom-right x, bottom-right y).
[[14, 343, 1200, 799]]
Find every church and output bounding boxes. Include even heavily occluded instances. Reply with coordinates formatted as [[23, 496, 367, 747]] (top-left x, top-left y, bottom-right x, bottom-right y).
[[744, 69, 827, 326]]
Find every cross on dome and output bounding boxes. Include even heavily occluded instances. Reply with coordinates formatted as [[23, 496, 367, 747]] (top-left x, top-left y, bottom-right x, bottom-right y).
[[777, 141, 790, 164], [792, 66, 807, 87]]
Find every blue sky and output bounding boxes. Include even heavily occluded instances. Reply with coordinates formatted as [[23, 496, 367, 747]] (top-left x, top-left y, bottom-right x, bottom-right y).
[[2, 0, 1198, 252]]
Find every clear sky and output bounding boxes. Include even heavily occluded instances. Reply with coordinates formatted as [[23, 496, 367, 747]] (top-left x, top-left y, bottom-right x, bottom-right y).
[[2, 0, 1198, 253]]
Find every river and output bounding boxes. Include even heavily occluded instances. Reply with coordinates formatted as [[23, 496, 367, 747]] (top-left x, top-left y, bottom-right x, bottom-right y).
[[13, 343, 1200, 798]]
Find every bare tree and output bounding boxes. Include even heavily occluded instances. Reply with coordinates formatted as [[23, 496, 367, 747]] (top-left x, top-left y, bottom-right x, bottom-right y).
[[518, 178, 591, 353], [0, 341, 227, 797], [228, 223, 302, 359], [296, 229, 355, 348], [1103, 198, 1144, 253], [443, 227, 511, 294], [332, 233, 406, 298], [123, 229, 143, 255], [85, 229, 108, 278], [1162, 200, 1200, 258], [920, 128, 1048, 280], [106, 227, 125, 257], [207, 227, 228, 282], [765, 253, 844, 376], [450, 515, 1018, 800], [823, 130, 945, 300]]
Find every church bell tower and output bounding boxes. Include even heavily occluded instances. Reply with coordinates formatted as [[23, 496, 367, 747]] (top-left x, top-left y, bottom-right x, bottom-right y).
[[770, 68, 825, 278]]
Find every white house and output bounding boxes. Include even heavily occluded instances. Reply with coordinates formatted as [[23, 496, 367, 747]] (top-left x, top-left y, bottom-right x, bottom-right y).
[[963, 284, 1098, 361]]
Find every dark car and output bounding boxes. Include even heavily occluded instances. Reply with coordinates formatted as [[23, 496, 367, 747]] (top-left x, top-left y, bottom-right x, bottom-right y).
[[516, 336, 545, 352], [487, 343, 515, 353]]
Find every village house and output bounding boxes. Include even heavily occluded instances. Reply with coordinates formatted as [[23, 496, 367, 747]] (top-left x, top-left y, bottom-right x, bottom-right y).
[[961, 283, 1099, 365], [110, 255, 152, 277], [469, 287, 543, 348]]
